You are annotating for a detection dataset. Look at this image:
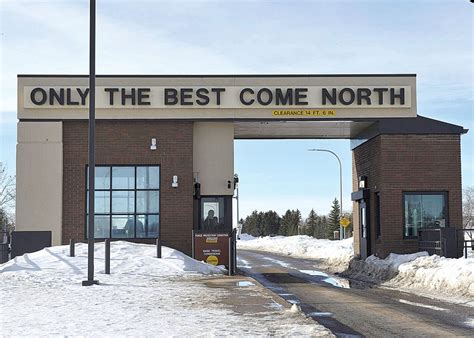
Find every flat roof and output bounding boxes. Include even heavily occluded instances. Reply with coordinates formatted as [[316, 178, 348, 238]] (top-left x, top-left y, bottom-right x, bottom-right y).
[[17, 74, 417, 78]]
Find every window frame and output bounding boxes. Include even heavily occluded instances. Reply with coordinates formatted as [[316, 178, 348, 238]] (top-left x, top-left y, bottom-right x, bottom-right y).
[[402, 191, 449, 239], [84, 164, 161, 240]]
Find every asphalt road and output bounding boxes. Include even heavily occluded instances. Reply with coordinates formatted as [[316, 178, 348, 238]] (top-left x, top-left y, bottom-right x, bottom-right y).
[[238, 249, 474, 338]]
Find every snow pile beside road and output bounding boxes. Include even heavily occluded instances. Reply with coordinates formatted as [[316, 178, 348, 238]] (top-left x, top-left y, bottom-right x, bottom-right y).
[[346, 252, 474, 301], [238, 234, 354, 272]]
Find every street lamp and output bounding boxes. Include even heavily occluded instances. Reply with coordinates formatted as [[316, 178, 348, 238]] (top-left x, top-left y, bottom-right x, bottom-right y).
[[308, 148, 344, 239]]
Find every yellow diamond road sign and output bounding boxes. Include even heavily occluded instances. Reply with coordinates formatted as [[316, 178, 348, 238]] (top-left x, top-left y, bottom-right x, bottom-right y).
[[340, 217, 351, 228]]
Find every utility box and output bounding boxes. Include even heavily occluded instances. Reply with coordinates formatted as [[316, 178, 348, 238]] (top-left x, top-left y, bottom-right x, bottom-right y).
[[11, 231, 52, 258], [418, 228, 459, 258]]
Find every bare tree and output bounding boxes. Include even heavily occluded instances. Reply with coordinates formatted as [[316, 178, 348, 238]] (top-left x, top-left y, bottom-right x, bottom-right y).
[[463, 186, 474, 228], [0, 162, 15, 233]]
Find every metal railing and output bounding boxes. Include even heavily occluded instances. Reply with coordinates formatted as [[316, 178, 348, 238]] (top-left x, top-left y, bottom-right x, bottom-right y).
[[457, 228, 474, 258]]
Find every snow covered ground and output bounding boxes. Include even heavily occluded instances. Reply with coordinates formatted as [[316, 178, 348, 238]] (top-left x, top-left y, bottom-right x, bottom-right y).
[[0, 241, 331, 336], [237, 234, 354, 272], [238, 234, 474, 305]]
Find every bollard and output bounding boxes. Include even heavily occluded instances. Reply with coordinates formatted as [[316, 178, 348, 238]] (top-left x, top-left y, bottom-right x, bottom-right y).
[[105, 239, 110, 274], [69, 239, 75, 257], [233, 228, 237, 275], [156, 237, 162, 258]]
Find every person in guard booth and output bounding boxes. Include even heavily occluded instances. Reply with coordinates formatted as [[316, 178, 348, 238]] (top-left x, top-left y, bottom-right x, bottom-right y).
[[203, 210, 219, 231]]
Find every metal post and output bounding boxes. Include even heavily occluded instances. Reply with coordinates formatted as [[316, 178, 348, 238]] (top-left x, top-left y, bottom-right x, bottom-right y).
[[69, 239, 75, 257], [83, 0, 98, 286], [105, 239, 110, 274], [156, 237, 162, 258], [308, 148, 344, 239], [233, 228, 237, 275], [228, 233, 233, 276], [191, 230, 195, 259]]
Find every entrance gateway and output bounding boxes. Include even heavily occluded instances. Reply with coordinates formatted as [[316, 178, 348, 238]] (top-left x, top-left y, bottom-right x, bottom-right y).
[[16, 74, 467, 259]]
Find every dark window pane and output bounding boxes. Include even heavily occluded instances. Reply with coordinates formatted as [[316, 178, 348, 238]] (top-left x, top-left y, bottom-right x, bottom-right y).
[[86, 191, 110, 214], [86, 215, 110, 238], [404, 193, 447, 237], [137, 191, 159, 213], [112, 215, 135, 238], [112, 167, 135, 189], [136, 214, 159, 238], [137, 167, 160, 189], [200, 197, 225, 230], [112, 191, 135, 213]]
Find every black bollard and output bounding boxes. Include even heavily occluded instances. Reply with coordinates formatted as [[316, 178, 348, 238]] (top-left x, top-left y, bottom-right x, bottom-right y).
[[156, 237, 162, 258], [105, 239, 110, 274], [69, 239, 75, 257]]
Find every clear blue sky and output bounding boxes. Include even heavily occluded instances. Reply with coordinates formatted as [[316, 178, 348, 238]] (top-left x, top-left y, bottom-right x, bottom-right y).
[[0, 0, 472, 219]]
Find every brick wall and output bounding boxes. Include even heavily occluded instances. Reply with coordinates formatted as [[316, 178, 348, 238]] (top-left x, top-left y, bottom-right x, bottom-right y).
[[62, 120, 194, 255], [352, 134, 462, 258]]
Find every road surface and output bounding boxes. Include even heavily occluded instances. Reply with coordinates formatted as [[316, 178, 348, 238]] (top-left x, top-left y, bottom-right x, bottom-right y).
[[238, 249, 474, 337]]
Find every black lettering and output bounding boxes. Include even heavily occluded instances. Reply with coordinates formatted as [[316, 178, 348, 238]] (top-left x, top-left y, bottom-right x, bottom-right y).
[[137, 88, 151, 105], [77, 88, 89, 105], [180, 88, 193, 105], [164, 88, 178, 105], [322, 88, 337, 105], [49, 88, 64, 105], [357, 88, 372, 105], [257, 88, 273, 105], [121, 88, 136, 105], [30, 87, 47, 105], [211, 88, 225, 105], [390, 88, 405, 105], [66, 88, 79, 105], [295, 88, 308, 105], [239, 88, 254, 105], [104, 88, 119, 105], [275, 88, 293, 105], [196, 88, 210, 106], [373, 88, 388, 104], [339, 88, 355, 105]]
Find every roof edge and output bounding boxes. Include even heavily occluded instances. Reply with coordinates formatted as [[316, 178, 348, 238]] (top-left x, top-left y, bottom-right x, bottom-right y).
[[17, 73, 417, 78]]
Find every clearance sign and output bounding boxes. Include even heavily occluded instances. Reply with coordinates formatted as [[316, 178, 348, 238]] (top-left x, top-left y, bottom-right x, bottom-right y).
[[24, 86, 411, 109]]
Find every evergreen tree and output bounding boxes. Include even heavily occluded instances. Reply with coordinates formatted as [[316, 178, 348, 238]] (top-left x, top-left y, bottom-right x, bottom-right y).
[[327, 198, 341, 239], [280, 209, 302, 236], [304, 209, 318, 236], [263, 211, 281, 235], [314, 215, 328, 239]]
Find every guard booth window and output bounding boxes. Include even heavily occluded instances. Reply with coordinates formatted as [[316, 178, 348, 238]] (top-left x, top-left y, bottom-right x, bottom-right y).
[[403, 192, 447, 238], [200, 197, 225, 231], [86, 165, 160, 239]]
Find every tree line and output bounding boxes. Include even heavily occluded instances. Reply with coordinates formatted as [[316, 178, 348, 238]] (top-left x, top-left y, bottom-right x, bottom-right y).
[[241, 198, 353, 239]]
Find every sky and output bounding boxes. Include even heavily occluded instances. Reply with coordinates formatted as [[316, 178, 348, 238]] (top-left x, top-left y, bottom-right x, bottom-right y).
[[0, 0, 473, 220]]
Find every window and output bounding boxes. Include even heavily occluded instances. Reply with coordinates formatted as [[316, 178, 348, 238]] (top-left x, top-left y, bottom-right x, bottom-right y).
[[200, 197, 225, 231], [86, 165, 160, 239], [403, 192, 447, 238]]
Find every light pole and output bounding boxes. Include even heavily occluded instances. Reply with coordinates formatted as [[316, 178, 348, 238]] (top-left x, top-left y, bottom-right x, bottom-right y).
[[83, 0, 98, 286], [308, 148, 344, 239]]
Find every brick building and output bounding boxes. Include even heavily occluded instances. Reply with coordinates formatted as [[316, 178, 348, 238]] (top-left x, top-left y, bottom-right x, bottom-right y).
[[15, 74, 467, 258]]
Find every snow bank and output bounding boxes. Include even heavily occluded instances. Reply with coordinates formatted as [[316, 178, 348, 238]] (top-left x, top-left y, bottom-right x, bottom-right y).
[[238, 234, 354, 272], [0, 241, 224, 279], [346, 252, 474, 302]]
